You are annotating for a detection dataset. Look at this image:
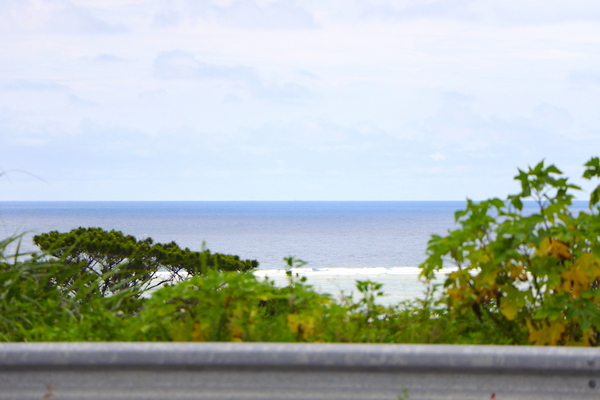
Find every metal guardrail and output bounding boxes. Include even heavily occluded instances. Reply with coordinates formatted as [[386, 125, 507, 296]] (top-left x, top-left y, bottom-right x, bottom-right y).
[[0, 342, 598, 399]]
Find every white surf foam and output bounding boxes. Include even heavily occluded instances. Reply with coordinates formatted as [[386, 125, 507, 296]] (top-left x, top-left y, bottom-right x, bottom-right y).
[[253, 267, 456, 305], [254, 266, 456, 278]]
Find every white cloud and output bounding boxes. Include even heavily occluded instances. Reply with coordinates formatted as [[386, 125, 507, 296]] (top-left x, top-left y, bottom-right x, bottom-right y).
[[153, 50, 257, 81], [153, 50, 313, 102], [2, 0, 600, 200], [46, 1, 128, 34], [422, 93, 483, 143], [326, 0, 600, 25], [183, 0, 318, 30], [70, 0, 148, 8], [530, 104, 573, 132], [569, 70, 600, 89], [67, 94, 100, 108], [0, 0, 127, 35], [151, 9, 182, 28], [295, 69, 320, 80], [138, 88, 167, 101], [2, 80, 70, 92], [429, 153, 446, 161], [93, 53, 127, 62]]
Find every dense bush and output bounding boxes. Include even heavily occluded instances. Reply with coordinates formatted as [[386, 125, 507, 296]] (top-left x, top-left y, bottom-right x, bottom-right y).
[[0, 235, 142, 341], [129, 269, 466, 343], [421, 157, 600, 345], [0, 240, 460, 342]]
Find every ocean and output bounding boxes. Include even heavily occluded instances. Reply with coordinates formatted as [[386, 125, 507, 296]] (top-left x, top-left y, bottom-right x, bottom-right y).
[[2, 200, 585, 305]]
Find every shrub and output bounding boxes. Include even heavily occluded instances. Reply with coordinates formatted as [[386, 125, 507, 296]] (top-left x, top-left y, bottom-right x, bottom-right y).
[[131, 270, 332, 342], [420, 157, 600, 345], [0, 235, 142, 341]]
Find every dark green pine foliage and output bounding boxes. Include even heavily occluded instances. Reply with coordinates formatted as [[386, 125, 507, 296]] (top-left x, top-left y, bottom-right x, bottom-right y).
[[33, 227, 258, 297]]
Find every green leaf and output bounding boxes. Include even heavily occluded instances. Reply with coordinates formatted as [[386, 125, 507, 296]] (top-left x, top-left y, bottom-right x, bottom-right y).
[[583, 157, 600, 179], [500, 286, 527, 321], [591, 186, 600, 207]]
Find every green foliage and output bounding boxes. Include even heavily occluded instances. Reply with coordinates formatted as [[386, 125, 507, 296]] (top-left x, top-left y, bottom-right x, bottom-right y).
[[131, 270, 328, 342], [33, 227, 258, 296], [0, 235, 143, 341], [0, 239, 458, 343], [584, 157, 600, 206], [420, 157, 600, 346], [130, 268, 473, 344], [4, 158, 600, 345]]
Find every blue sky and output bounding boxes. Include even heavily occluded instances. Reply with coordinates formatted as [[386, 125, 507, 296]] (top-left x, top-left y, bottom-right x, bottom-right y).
[[1, 0, 600, 200]]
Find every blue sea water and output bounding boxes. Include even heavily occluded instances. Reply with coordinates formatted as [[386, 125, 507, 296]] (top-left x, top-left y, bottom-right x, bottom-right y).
[[0, 201, 589, 303], [0, 201, 462, 269]]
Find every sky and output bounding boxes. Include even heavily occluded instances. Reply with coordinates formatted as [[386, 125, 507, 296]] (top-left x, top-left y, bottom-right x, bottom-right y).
[[1, 0, 600, 201]]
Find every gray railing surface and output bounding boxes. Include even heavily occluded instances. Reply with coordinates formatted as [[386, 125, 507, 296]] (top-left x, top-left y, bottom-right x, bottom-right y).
[[0, 342, 598, 399]]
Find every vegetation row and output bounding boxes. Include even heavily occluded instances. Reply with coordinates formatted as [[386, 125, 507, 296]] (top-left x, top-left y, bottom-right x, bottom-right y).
[[2, 157, 600, 345]]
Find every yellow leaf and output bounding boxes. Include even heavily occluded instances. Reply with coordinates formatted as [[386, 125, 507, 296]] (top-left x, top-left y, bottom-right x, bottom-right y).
[[192, 321, 204, 342], [446, 287, 464, 301], [548, 239, 571, 260], [500, 301, 519, 320], [561, 268, 589, 298], [537, 238, 571, 260], [287, 313, 316, 340], [508, 263, 527, 281], [229, 323, 244, 340], [287, 314, 300, 334], [583, 328, 597, 346], [475, 287, 498, 302], [537, 237, 551, 256], [574, 253, 600, 281], [528, 321, 565, 345], [474, 268, 499, 287]]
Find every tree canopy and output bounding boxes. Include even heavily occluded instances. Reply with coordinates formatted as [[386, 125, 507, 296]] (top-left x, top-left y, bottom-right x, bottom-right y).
[[33, 227, 258, 296]]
